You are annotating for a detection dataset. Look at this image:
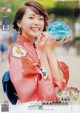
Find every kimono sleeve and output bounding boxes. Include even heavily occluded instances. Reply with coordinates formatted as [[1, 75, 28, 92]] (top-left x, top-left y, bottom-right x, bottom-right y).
[[8, 45, 40, 102], [53, 61, 69, 90]]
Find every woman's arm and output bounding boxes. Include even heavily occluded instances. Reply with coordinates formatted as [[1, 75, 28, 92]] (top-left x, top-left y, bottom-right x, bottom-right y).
[[46, 48, 63, 82], [46, 49, 69, 90], [36, 34, 53, 82], [38, 51, 53, 81], [40, 32, 71, 90], [46, 37, 71, 90]]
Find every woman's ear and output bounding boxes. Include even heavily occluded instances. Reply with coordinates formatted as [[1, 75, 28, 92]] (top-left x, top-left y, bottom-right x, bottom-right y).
[[17, 20, 21, 28]]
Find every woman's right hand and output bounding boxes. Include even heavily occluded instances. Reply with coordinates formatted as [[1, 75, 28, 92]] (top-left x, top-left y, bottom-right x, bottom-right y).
[[35, 33, 53, 82], [35, 33, 48, 54]]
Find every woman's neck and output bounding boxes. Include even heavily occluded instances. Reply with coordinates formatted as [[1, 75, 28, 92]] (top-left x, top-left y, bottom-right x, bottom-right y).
[[22, 32, 35, 44]]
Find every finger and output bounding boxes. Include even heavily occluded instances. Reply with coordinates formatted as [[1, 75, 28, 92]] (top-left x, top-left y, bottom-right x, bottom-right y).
[[34, 41, 38, 47], [56, 38, 65, 44], [51, 39, 57, 44], [41, 32, 49, 44], [40, 36, 48, 46], [63, 36, 72, 43], [42, 32, 50, 39], [44, 37, 49, 44], [37, 33, 44, 43], [64, 39, 69, 43], [69, 35, 72, 40], [59, 37, 69, 44]]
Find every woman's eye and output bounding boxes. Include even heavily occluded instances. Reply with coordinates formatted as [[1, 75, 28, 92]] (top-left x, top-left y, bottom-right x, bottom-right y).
[[39, 17, 44, 21], [29, 17, 34, 19]]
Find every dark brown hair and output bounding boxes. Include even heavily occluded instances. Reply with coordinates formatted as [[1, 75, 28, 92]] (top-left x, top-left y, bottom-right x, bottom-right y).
[[13, 1, 48, 32]]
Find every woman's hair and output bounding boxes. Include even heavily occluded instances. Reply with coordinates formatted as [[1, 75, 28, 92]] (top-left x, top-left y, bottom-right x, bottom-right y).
[[13, 0, 48, 32]]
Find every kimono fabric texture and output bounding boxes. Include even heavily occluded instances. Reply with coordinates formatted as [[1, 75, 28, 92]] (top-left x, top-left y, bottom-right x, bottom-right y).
[[8, 34, 69, 103]]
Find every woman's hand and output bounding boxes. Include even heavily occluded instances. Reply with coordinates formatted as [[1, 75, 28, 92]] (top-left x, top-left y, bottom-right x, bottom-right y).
[[42, 32, 72, 50], [35, 32, 72, 53], [35, 33, 53, 82], [35, 33, 48, 53]]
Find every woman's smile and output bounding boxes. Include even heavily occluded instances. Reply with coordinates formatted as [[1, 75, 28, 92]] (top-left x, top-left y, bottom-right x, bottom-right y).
[[30, 27, 40, 33]]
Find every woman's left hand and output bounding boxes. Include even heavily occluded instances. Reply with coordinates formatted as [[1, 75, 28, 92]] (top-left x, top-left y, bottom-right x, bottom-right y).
[[42, 32, 72, 50]]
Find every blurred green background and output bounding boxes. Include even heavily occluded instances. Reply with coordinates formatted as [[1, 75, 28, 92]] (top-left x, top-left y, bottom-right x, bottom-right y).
[[0, 0, 80, 22]]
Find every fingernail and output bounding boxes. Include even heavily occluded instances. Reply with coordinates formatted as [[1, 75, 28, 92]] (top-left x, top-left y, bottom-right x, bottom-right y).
[[69, 36, 71, 38], [64, 38, 66, 41], [41, 32, 44, 36]]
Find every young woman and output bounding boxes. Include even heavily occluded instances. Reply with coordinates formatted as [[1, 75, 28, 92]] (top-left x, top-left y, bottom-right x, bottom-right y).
[[8, 0, 71, 103]]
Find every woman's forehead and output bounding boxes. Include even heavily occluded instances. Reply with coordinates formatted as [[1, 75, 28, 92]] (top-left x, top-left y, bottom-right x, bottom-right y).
[[25, 7, 43, 16]]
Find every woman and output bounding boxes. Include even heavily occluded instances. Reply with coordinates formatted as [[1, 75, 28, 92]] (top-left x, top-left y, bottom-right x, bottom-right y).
[[8, 1, 71, 103]]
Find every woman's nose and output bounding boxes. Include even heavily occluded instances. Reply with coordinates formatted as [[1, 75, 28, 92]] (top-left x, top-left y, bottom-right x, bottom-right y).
[[34, 18, 39, 25]]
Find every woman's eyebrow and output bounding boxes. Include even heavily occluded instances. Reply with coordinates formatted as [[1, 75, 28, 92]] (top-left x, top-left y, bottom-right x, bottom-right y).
[[27, 13, 43, 17], [27, 13, 35, 16]]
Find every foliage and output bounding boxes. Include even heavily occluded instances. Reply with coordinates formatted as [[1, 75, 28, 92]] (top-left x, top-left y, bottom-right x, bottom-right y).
[[75, 36, 80, 40], [0, 0, 30, 23], [0, 0, 80, 24]]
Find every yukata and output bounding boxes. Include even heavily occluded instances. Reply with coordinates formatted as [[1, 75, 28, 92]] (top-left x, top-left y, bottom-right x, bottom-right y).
[[8, 34, 69, 103]]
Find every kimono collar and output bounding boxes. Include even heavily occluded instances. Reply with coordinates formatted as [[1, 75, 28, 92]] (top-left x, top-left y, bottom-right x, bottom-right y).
[[17, 34, 36, 48]]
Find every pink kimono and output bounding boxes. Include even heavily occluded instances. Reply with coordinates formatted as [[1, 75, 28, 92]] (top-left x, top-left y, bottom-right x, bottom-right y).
[[8, 34, 69, 103]]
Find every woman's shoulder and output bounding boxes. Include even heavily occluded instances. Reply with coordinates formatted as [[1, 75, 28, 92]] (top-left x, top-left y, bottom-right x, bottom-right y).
[[8, 42, 27, 60], [9, 41, 25, 50]]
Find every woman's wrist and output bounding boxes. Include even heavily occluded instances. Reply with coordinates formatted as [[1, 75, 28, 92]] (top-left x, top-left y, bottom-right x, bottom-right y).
[[46, 47, 55, 56], [37, 49, 46, 57]]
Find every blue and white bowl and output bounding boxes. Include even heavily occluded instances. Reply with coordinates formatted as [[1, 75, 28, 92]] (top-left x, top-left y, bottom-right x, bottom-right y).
[[47, 21, 72, 41]]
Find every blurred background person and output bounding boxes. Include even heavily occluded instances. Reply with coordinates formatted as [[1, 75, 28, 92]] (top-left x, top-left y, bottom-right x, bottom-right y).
[[0, 24, 13, 63]]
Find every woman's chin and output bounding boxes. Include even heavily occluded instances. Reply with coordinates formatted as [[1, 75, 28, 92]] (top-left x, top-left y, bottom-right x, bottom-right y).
[[32, 32, 41, 37]]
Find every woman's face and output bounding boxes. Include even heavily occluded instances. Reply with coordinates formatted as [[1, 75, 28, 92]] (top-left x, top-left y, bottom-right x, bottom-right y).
[[18, 7, 44, 41]]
